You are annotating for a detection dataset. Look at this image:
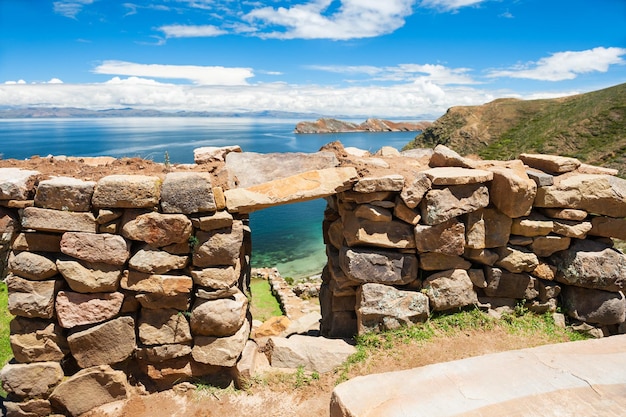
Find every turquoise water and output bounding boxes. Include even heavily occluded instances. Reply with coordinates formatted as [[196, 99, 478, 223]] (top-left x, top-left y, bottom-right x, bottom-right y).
[[0, 117, 419, 278]]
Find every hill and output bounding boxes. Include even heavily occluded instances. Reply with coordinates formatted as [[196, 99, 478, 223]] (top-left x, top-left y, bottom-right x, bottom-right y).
[[294, 118, 431, 133], [404, 83, 626, 175]]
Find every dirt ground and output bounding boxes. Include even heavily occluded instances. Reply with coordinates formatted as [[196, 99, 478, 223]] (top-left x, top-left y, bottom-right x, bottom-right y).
[[83, 328, 563, 417]]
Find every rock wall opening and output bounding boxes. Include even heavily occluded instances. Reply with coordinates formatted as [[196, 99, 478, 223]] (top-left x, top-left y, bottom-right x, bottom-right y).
[[3, 143, 626, 415]]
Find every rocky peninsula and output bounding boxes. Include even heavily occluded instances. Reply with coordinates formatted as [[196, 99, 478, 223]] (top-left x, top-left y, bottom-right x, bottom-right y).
[[294, 118, 431, 134]]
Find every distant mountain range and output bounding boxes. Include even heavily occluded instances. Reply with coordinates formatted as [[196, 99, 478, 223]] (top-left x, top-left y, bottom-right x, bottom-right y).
[[0, 107, 327, 119], [404, 82, 626, 175]]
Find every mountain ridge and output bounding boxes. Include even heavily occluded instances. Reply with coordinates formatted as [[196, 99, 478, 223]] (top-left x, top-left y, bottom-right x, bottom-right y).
[[404, 83, 626, 175]]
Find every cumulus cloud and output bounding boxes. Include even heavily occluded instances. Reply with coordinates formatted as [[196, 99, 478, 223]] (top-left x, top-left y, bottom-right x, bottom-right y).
[[307, 63, 477, 84], [0, 76, 498, 118], [244, 0, 415, 40], [93, 61, 254, 85], [158, 24, 228, 38], [53, 0, 95, 18], [488, 47, 626, 81]]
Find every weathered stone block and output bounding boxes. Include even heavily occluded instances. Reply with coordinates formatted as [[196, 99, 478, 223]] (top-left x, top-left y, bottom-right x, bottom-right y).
[[420, 183, 489, 225], [495, 246, 539, 273], [67, 316, 136, 368], [414, 218, 465, 256], [160, 172, 216, 214], [519, 153, 581, 174], [550, 239, 626, 292], [488, 167, 537, 218], [129, 244, 189, 274], [589, 216, 626, 240], [422, 167, 493, 186], [190, 289, 248, 337], [0, 361, 63, 399], [357, 283, 429, 333], [354, 204, 393, 222], [0, 168, 40, 200], [535, 174, 626, 217], [191, 211, 233, 231], [552, 219, 592, 239], [465, 207, 512, 249], [92, 175, 161, 208], [34, 176, 95, 212], [343, 213, 416, 249], [139, 308, 192, 346], [6, 275, 59, 319], [10, 317, 69, 363], [400, 172, 431, 209], [136, 344, 192, 363], [195, 145, 242, 164], [192, 320, 250, 367], [224, 167, 357, 213], [190, 264, 239, 289], [484, 267, 533, 299], [49, 365, 130, 417], [12, 232, 61, 253], [561, 285, 626, 325], [121, 211, 193, 247], [511, 214, 553, 237], [419, 252, 471, 271], [530, 235, 571, 257], [393, 199, 421, 225], [353, 174, 405, 193], [193, 221, 243, 267], [121, 270, 193, 295], [55, 291, 124, 329], [422, 269, 478, 311], [135, 292, 191, 311], [339, 246, 418, 286], [9, 251, 57, 280], [60, 232, 130, 266], [266, 334, 356, 373], [21, 207, 97, 233], [56, 258, 122, 293], [5, 398, 53, 417]]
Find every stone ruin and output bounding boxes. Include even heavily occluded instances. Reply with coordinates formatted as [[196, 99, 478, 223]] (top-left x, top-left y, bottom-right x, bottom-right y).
[[2, 143, 626, 415]]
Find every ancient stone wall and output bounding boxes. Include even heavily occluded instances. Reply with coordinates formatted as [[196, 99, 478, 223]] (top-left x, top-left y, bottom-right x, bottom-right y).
[[319, 147, 626, 338], [0, 169, 252, 416], [3, 144, 626, 415]]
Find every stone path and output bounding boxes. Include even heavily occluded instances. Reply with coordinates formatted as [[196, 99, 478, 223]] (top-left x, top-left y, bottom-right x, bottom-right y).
[[331, 335, 626, 417]]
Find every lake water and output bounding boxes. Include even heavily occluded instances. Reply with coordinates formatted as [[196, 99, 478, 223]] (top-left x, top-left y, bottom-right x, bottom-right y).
[[0, 117, 419, 278]]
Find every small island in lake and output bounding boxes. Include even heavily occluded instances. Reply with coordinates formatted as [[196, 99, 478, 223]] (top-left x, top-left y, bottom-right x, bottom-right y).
[[294, 118, 432, 134]]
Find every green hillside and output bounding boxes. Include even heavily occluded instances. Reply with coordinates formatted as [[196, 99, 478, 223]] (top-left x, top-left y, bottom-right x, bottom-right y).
[[404, 83, 626, 175]]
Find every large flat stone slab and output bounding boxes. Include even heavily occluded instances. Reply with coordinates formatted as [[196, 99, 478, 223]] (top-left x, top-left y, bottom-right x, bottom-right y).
[[224, 167, 357, 213], [331, 335, 626, 417], [225, 151, 339, 188]]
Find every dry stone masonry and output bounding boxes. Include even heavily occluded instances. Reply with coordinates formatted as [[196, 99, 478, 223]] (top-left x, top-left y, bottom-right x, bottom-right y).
[[2, 143, 626, 415]]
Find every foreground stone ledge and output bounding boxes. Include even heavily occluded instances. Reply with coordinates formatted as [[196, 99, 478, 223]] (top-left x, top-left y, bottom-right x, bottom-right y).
[[330, 335, 626, 417], [224, 167, 357, 213]]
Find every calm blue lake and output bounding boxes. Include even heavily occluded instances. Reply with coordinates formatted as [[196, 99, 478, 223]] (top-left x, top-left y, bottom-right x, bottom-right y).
[[0, 117, 419, 278]]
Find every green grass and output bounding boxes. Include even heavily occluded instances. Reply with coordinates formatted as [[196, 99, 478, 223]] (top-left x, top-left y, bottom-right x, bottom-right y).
[[1, 281, 13, 398], [335, 307, 587, 383], [249, 278, 283, 322]]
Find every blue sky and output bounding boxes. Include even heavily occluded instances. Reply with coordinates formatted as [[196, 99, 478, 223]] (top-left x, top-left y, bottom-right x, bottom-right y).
[[0, 0, 625, 118]]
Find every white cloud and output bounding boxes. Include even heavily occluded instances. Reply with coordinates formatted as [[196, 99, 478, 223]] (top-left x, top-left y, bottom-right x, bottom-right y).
[[158, 24, 228, 38], [244, 0, 415, 40], [4, 80, 27, 85], [488, 47, 626, 81], [93, 61, 254, 85], [419, 0, 485, 12], [47, 78, 64, 84], [53, 0, 95, 18], [0, 77, 499, 117], [307, 63, 477, 84]]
